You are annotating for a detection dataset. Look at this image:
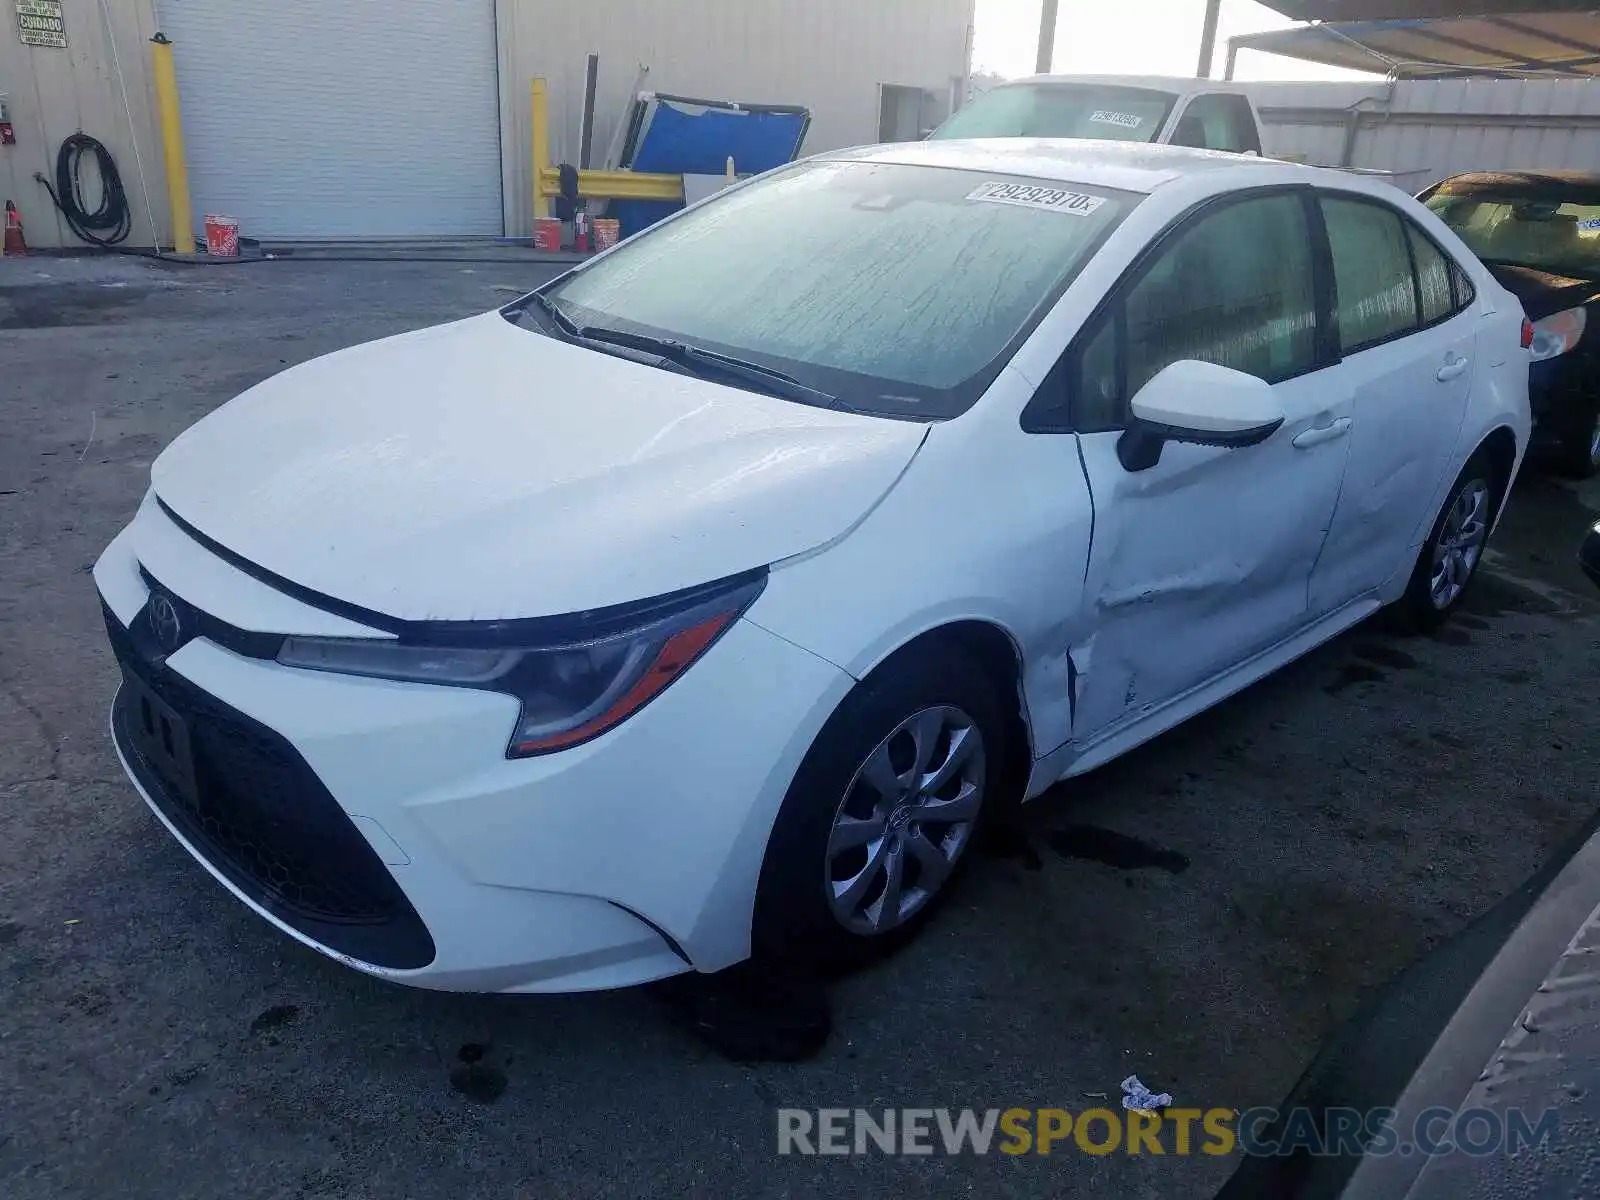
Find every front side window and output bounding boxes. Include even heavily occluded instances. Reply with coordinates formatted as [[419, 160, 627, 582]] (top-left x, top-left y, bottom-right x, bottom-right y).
[[1169, 94, 1261, 154], [1065, 191, 1318, 431], [1321, 197, 1420, 353], [534, 160, 1135, 420], [931, 83, 1177, 144]]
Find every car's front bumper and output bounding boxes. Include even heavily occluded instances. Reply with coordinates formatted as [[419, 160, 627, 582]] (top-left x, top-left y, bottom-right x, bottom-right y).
[[95, 495, 853, 993]]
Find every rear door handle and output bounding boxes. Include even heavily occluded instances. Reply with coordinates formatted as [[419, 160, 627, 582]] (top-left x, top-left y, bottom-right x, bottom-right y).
[[1436, 355, 1470, 382], [1292, 417, 1352, 449]]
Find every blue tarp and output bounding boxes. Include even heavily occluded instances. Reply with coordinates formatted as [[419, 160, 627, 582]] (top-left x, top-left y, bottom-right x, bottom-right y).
[[610, 95, 811, 236]]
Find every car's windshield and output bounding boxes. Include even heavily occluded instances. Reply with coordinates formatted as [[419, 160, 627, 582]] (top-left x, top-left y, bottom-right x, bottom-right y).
[[1424, 184, 1600, 280], [929, 83, 1177, 144], [533, 159, 1135, 419]]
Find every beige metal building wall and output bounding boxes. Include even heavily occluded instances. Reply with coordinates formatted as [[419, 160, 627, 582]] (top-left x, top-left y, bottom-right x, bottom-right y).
[[0, 0, 165, 250], [495, 0, 976, 237]]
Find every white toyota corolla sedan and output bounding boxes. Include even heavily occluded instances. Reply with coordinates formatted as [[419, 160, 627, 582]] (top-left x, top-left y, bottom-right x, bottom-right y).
[[96, 140, 1530, 993]]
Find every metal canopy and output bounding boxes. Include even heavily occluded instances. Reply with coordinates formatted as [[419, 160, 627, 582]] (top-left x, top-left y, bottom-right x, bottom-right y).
[[1263, 1, 1597, 20], [1231, 10, 1600, 78]]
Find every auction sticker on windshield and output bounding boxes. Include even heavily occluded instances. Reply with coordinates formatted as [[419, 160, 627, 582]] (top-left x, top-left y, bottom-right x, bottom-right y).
[[967, 182, 1107, 216], [1089, 110, 1142, 129]]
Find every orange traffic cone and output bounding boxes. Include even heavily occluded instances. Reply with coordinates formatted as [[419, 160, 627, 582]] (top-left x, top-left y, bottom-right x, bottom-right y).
[[2, 201, 25, 256]]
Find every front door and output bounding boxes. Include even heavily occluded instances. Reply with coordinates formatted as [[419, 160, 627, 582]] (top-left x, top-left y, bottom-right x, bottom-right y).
[[1062, 189, 1353, 742]]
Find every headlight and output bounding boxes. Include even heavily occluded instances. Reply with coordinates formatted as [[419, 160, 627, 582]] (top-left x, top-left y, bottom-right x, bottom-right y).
[[276, 574, 764, 758], [1529, 306, 1587, 362]]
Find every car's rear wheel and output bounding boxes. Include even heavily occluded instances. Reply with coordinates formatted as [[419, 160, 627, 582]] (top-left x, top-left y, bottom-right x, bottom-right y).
[[1397, 451, 1498, 631], [752, 647, 1003, 972]]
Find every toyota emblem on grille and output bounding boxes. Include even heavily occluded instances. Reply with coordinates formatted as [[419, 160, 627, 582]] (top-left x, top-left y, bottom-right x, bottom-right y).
[[148, 592, 184, 653]]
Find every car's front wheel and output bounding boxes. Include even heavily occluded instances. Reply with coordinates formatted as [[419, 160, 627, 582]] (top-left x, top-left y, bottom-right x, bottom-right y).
[[752, 646, 1004, 972]]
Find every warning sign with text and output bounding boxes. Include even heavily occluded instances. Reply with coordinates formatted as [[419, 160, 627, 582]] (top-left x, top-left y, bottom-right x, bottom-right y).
[[16, 0, 67, 49]]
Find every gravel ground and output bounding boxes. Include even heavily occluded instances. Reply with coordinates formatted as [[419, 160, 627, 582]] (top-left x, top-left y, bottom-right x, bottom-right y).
[[1, 255, 1597, 1200]]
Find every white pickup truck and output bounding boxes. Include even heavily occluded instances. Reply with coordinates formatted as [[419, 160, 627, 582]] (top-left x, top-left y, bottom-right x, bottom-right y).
[[932, 73, 1265, 156]]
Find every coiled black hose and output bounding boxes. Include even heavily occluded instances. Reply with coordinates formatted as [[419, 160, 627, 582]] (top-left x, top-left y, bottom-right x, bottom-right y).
[[34, 133, 131, 247]]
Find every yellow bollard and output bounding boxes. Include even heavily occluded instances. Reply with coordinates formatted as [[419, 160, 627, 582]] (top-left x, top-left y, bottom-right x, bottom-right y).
[[149, 34, 194, 255], [531, 77, 551, 223]]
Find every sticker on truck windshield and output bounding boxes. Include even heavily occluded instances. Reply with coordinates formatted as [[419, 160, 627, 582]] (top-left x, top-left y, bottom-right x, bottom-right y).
[[1089, 110, 1143, 129], [967, 181, 1107, 216]]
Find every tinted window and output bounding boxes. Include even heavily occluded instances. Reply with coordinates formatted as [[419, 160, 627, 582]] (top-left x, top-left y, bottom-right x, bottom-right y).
[[1321, 197, 1419, 352], [1169, 94, 1260, 153], [1424, 186, 1600, 279], [1066, 192, 1318, 431], [931, 83, 1177, 143], [539, 160, 1135, 420], [1408, 225, 1454, 324], [1076, 313, 1120, 431]]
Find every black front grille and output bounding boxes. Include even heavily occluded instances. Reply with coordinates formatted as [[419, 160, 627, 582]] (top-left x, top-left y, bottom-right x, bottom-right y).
[[106, 604, 436, 970]]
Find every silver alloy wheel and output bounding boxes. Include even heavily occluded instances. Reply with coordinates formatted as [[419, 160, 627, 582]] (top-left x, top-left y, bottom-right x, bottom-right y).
[[1430, 477, 1490, 610], [824, 705, 986, 936]]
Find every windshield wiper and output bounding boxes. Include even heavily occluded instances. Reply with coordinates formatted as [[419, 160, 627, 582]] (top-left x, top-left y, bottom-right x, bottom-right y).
[[572, 325, 841, 408], [521, 291, 582, 338]]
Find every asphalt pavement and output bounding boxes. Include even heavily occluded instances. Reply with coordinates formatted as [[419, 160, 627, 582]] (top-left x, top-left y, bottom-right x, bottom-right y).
[[2, 255, 1597, 1199]]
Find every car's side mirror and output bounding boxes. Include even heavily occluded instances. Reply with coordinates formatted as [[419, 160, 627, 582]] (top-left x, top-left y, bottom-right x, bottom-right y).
[[1117, 359, 1285, 472]]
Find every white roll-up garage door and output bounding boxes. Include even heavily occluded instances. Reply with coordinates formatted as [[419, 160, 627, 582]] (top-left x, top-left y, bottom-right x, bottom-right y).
[[159, 0, 502, 239]]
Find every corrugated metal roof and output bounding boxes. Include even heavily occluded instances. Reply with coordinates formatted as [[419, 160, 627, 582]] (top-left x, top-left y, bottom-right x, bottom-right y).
[[1263, 1, 1597, 20], [1232, 12, 1600, 77]]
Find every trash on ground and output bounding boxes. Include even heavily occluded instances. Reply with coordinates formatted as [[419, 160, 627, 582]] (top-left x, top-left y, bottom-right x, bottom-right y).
[[1121, 1074, 1172, 1111]]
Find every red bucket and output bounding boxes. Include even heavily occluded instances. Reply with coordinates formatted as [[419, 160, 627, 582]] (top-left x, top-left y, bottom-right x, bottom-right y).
[[204, 214, 239, 257], [533, 218, 563, 253], [593, 218, 621, 252]]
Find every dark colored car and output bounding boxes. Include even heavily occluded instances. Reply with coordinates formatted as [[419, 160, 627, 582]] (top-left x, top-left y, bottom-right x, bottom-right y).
[[1419, 171, 1600, 478]]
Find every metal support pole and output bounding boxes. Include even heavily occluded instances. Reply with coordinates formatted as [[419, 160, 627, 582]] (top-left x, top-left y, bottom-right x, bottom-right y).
[[578, 54, 599, 170], [1224, 38, 1240, 81], [1197, 0, 1222, 78], [149, 33, 194, 254], [531, 77, 551, 222], [1036, 0, 1059, 74]]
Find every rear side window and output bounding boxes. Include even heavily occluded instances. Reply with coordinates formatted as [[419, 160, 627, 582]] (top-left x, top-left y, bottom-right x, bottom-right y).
[[1321, 197, 1419, 353], [1409, 226, 1455, 324], [1168, 94, 1261, 154], [1449, 259, 1477, 310], [1061, 191, 1318, 432]]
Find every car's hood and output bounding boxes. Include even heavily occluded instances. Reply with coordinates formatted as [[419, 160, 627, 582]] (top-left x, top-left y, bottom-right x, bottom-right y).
[[1484, 263, 1600, 320], [151, 312, 927, 621]]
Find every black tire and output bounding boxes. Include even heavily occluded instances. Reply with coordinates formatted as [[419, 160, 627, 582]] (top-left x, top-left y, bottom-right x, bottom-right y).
[[1556, 403, 1600, 480], [751, 646, 1005, 974], [1395, 450, 1501, 632]]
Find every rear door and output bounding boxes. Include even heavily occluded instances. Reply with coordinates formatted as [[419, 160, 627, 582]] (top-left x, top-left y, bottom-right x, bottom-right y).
[[1030, 188, 1352, 743], [1307, 194, 1479, 614]]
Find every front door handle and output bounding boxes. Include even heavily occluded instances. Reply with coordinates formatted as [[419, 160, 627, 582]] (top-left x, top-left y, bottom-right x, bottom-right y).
[[1292, 416, 1353, 449], [1436, 354, 1470, 382]]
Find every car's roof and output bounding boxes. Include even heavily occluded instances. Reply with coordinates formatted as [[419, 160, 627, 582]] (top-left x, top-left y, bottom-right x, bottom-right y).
[[996, 73, 1252, 97], [826, 137, 1309, 196], [1442, 169, 1600, 187]]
